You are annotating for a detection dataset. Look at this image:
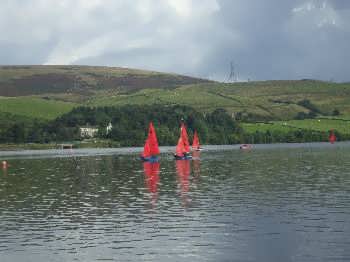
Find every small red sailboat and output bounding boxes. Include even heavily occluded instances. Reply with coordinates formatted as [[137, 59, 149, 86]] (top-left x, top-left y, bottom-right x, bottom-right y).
[[174, 122, 192, 160], [329, 129, 336, 144], [192, 130, 201, 151], [141, 122, 160, 162]]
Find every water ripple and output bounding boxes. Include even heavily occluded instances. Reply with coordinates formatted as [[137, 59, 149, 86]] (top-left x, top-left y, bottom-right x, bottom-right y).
[[1, 146, 350, 261]]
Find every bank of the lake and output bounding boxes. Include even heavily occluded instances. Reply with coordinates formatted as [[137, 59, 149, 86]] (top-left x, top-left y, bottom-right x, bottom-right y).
[[0, 139, 122, 151]]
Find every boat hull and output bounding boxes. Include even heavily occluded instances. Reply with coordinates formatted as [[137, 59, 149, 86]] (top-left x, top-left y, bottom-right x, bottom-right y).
[[240, 144, 252, 150], [140, 156, 160, 163], [174, 155, 192, 160]]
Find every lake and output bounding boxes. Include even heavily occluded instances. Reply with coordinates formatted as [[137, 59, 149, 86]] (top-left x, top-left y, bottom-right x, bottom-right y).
[[1, 143, 350, 261]]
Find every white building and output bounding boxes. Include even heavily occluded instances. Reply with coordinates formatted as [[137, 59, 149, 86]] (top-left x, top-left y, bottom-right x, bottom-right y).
[[80, 127, 99, 138]]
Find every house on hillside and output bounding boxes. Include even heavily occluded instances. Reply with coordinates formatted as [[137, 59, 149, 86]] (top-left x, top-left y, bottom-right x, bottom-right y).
[[80, 122, 112, 138], [80, 126, 99, 138]]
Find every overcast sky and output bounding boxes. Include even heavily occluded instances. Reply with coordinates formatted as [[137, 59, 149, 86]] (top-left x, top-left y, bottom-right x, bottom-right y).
[[0, 0, 349, 81]]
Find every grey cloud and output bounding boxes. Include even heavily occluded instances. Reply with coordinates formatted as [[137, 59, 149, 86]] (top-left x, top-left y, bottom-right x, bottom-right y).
[[0, 0, 349, 82]]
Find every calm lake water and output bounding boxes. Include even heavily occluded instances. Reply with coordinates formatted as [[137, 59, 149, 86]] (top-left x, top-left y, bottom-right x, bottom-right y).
[[1, 143, 350, 261]]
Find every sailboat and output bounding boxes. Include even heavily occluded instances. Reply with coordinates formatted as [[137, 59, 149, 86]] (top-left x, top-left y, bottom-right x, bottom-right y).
[[174, 122, 192, 160], [192, 130, 201, 151], [141, 122, 160, 162], [329, 129, 336, 144]]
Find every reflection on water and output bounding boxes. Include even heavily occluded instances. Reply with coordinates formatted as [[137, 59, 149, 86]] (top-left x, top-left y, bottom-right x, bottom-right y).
[[0, 145, 350, 261], [176, 160, 191, 207], [143, 162, 160, 208]]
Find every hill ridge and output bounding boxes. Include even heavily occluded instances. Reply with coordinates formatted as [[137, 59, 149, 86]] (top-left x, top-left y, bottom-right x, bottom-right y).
[[0, 65, 350, 121]]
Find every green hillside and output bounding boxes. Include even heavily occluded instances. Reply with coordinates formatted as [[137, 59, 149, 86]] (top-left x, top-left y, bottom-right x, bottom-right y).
[[242, 118, 350, 135], [1, 65, 350, 139], [0, 65, 209, 99], [0, 96, 75, 120], [88, 80, 350, 120]]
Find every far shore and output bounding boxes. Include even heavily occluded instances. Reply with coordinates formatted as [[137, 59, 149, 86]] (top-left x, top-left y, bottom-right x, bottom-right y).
[[1, 142, 350, 159], [0, 140, 121, 151]]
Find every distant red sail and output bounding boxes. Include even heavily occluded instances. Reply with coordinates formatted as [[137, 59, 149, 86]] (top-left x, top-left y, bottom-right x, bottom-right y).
[[329, 130, 336, 144], [180, 122, 190, 153], [192, 130, 200, 150]]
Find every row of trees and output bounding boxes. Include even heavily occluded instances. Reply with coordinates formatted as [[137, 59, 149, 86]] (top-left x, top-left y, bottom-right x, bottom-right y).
[[241, 129, 350, 144], [0, 105, 346, 145], [0, 105, 241, 145]]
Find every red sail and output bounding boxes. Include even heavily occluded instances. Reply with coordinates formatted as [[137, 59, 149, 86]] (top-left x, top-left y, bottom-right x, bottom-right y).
[[175, 137, 185, 157], [180, 122, 190, 153], [148, 122, 160, 155], [329, 130, 336, 144], [192, 130, 200, 150], [142, 138, 151, 157]]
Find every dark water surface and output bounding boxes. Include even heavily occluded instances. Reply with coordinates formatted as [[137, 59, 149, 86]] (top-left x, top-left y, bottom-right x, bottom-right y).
[[1, 144, 350, 261]]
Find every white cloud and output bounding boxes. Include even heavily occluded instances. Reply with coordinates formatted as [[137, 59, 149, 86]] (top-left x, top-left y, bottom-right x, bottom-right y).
[[42, 0, 220, 71], [291, 1, 340, 28]]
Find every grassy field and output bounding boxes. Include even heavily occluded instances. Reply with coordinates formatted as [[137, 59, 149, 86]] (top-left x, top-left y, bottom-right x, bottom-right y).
[[0, 96, 76, 120], [242, 118, 350, 135], [88, 80, 350, 120], [0, 65, 209, 97], [275, 119, 350, 134], [1, 66, 350, 122]]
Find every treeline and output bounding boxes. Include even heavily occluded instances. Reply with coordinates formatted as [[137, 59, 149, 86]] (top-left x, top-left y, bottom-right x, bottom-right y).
[[52, 105, 241, 146], [0, 105, 241, 146], [0, 105, 348, 146], [241, 129, 350, 144]]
